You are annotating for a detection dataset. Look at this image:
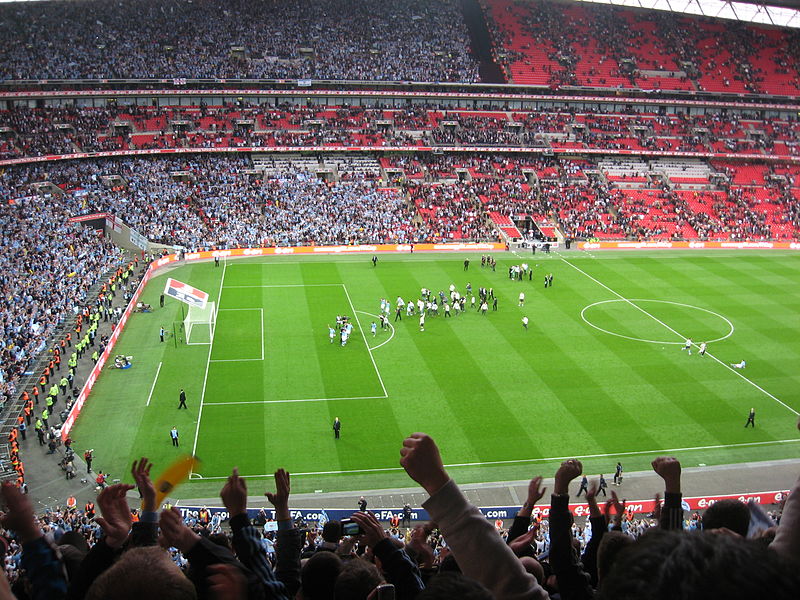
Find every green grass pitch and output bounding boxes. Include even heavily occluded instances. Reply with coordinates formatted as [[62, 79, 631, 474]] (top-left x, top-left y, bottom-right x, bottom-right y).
[[71, 251, 800, 498]]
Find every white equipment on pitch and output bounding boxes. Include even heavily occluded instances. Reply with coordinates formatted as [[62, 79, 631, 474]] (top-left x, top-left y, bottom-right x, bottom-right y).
[[183, 301, 216, 345]]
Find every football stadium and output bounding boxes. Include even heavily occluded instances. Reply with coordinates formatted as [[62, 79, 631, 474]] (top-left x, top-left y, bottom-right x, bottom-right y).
[[1, 0, 799, 598]]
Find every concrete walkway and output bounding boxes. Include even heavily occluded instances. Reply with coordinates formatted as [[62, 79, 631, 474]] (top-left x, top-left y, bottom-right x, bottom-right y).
[[22, 258, 148, 513]]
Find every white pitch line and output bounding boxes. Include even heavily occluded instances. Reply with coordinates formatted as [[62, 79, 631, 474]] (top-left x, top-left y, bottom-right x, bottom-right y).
[[145, 362, 162, 407], [201, 394, 388, 406], [187, 437, 800, 479], [706, 354, 799, 415], [356, 310, 396, 350], [560, 256, 799, 416], [260, 307, 265, 361], [222, 257, 491, 266], [191, 260, 227, 460], [342, 284, 388, 398], [209, 358, 262, 363]]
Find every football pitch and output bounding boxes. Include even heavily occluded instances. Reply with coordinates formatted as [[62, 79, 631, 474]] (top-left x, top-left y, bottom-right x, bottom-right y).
[[71, 251, 800, 497]]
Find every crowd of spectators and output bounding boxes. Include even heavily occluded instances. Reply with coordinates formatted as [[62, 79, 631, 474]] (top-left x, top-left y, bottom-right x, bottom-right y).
[[407, 182, 497, 241], [0, 0, 477, 82], [1, 0, 798, 95], [0, 436, 798, 599], [0, 168, 123, 409], [4, 149, 799, 255], [386, 153, 800, 241], [1, 104, 798, 160], [482, 0, 800, 95], [2, 156, 435, 248]]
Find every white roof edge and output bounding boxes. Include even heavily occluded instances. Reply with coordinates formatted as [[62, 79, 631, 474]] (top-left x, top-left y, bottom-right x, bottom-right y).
[[572, 0, 800, 28]]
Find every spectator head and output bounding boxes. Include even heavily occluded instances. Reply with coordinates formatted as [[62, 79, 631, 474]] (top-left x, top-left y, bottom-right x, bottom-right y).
[[519, 556, 545, 584], [597, 530, 634, 582], [85, 546, 196, 600], [322, 520, 343, 544], [207, 532, 232, 550], [57, 530, 90, 582], [301, 551, 342, 600], [334, 559, 383, 600], [417, 572, 493, 600], [702, 499, 750, 537], [597, 529, 800, 600]]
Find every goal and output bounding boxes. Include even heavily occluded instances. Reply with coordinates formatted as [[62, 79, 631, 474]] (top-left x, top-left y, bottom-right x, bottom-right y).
[[183, 301, 216, 345]]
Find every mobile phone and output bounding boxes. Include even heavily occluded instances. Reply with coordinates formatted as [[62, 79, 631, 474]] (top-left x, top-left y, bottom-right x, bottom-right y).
[[340, 518, 362, 536]]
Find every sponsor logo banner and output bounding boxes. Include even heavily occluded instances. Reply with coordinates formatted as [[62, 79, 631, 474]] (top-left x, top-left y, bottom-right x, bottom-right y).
[[174, 490, 788, 523], [580, 241, 800, 251], [68, 212, 109, 223], [164, 243, 505, 261]]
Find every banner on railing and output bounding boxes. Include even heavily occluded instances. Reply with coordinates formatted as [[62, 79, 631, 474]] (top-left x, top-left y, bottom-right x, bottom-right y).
[[1, 146, 797, 168], [579, 241, 800, 251], [173, 489, 789, 523]]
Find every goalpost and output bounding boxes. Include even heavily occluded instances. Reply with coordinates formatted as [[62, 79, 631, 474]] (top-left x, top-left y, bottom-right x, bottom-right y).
[[183, 301, 216, 345]]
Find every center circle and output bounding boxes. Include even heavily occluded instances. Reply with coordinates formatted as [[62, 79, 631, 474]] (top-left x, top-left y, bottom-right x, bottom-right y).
[[580, 299, 735, 345]]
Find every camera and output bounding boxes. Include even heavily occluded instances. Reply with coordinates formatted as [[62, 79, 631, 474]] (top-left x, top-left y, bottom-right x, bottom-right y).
[[340, 518, 362, 536]]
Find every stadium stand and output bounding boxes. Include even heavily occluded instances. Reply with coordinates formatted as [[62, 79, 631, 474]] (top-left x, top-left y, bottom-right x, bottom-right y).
[[1, 104, 799, 158], [482, 0, 800, 95], [2, 151, 797, 252], [0, 0, 478, 82]]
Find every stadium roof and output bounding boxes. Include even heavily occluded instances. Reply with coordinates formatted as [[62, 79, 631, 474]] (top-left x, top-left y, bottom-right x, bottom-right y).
[[571, 0, 800, 27]]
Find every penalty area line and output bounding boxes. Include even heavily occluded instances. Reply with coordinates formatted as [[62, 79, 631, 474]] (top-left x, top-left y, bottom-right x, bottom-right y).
[[186, 438, 800, 479], [145, 362, 162, 407], [200, 394, 388, 406]]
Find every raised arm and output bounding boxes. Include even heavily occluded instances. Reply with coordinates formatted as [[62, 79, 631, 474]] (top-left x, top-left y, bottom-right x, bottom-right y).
[[771, 472, 800, 559], [400, 433, 548, 600], [652, 457, 683, 531], [266, 469, 303, 598], [507, 476, 547, 544], [549, 460, 594, 600], [220, 467, 289, 600], [581, 482, 606, 588], [350, 510, 424, 600], [130, 457, 158, 547], [67, 483, 135, 600], [159, 506, 264, 599], [1, 482, 68, 600]]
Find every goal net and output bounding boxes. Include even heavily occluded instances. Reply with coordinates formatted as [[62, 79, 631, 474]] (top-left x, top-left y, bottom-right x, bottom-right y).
[[183, 301, 216, 345]]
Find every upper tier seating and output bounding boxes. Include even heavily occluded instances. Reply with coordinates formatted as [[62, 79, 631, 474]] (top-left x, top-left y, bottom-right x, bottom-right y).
[[482, 0, 800, 95]]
